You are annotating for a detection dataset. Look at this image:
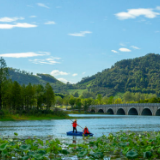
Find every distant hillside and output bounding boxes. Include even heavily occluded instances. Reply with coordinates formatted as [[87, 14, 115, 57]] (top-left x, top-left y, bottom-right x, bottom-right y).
[[8, 68, 69, 94], [75, 53, 160, 96], [8, 53, 160, 96]]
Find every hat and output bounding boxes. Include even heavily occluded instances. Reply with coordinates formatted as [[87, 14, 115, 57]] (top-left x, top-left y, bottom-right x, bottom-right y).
[[85, 126, 87, 128]]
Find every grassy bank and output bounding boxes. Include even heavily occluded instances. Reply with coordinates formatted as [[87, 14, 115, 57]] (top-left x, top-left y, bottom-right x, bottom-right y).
[[0, 114, 70, 121], [0, 109, 70, 121]]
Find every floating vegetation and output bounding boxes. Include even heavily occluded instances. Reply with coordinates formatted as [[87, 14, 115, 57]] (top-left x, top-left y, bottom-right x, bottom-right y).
[[1, 131, 160, 159]]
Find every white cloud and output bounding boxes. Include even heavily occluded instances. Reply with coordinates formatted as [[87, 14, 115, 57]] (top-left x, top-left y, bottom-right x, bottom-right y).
[[30, 15, 37, 18], [56, 6, 62, 9], [50, 70, 69, 76], [72, 73, 78, 76], [37, 3, 49, 9], [0, 17, 24, 22], [115, 8, 160, 20], [30, 57, 60, 65], [44, 21, 56, 25], [119, 43, 125, 46], [119, 48, 131, 52], [111, 50, 118, 53], [0, 52, 50, 58], [155, 30, 160, 33], [156, 6, 160, 10], [68, 31, 92, 37], [0, 23, 37, 29], [131, 45, 140, 49], [82, 72, 86, 74], [57, 78, 68, 83]]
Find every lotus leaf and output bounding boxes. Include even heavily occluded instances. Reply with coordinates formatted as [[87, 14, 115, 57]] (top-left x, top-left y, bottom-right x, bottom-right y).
[[60, 149, 70, 155], [77, 150, 88, 158], [20, 144, 31, 150], [120, 142, 129, 147], [2, 150, 8, 156], [89, 152, 104, 159], [126, 150, 138, 159], [143, 151, 152, 158], [33, 153, 44, 160], [14, 132, 18, 136], [0, 143, 8, 151], [22, 156, 30, 160], [27, 151, 36, 156], [37, 149, 47, 155]]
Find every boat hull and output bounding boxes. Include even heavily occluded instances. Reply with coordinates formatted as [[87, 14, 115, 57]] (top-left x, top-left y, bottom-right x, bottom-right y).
[[66, 131, 93, 136]]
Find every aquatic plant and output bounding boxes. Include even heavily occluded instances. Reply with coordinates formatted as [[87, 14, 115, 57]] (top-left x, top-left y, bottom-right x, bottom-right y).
[[1, 131, 160, 159]]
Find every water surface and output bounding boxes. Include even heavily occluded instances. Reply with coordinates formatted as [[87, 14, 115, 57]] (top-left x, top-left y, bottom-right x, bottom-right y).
[[0, 114, 160, 138]]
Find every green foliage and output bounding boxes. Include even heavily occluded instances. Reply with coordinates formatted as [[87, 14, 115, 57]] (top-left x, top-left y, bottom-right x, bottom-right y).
[[76, 53, 160, 96]]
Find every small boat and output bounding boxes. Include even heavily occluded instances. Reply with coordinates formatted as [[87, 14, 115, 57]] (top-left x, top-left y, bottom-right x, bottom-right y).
[[66, 131, 93, 136]]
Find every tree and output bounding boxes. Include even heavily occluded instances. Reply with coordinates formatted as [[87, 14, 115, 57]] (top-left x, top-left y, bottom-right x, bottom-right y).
[[44, 83, 55, 110], [75, 98, 82, 113], [36, 84, 44, 110], [69, 96, 75, 111], [11, 81, 22, 111], [82, 98, 92, 113], [0, 57, 8, 110], [114, 98, 123, 104], [55, 96, 63, 106], [73, 91, 79, 97], [97, 94, 102, 104]]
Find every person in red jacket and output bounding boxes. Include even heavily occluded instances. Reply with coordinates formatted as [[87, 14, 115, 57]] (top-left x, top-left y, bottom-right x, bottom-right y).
[[83, 126, 90, 134], [72, 119, 77, 133]]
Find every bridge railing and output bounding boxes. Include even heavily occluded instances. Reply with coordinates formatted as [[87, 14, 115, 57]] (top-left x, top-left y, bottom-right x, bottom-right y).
[[89, 103, 160, 109]]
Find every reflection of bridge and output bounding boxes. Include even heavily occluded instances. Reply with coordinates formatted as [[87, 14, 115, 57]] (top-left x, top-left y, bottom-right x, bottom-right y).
[[89, 103, 160, 116]]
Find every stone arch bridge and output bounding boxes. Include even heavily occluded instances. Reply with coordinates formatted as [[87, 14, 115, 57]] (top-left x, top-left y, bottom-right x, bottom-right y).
[[89, 103, 160, 116]]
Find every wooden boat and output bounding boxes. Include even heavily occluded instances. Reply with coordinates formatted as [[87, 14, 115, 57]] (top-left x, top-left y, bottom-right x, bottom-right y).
[[66, 131, 93, 136]]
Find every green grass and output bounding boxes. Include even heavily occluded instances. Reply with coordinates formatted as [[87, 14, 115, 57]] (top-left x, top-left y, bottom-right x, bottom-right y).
[[0, 114, 69, 121], [68, 89, 87, 95]]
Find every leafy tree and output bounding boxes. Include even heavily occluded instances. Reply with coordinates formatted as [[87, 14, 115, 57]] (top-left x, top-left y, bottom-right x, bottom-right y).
[[0, 57, 8, 110], [97, 94, 102, 104], [55, 96, 63, 106], [69, 96, 75, 111], [114, 98, 123, 104], [44, 83, 55, 110], [75, 98, 82, 113], [36, 84, 44, 110], [73, 91, 79, 97], [11, 81, 22, 111]]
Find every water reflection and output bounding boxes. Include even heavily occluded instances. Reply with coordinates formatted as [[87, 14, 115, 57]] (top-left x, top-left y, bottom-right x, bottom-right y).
[[0, 115, 160, 138]]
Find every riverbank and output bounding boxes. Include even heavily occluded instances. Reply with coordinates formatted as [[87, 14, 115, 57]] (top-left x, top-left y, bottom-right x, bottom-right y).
[[0, 114, 70, 121]]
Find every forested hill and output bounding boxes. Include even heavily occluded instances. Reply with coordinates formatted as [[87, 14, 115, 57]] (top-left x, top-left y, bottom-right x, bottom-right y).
[[76, 53, 160, 96], [8, 68, 69, 94]]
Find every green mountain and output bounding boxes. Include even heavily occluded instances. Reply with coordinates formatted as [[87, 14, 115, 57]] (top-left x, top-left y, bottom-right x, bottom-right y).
[[8, 53, 160, 96], [8, 68, 69, 94], [75, 53, 160, 96]]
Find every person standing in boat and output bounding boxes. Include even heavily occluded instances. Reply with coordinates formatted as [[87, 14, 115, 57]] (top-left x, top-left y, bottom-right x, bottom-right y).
[[72, 119, 77, 133], [83, 126, 90, 134]]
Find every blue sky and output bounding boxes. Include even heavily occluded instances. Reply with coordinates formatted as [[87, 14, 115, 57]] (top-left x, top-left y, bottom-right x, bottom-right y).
[[0, 0, 160, 83]]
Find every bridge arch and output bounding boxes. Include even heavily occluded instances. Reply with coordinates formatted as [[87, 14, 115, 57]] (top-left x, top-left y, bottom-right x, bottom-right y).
[[141, 108, 152, 116], [128, 108, 138, 115], [98, 109, 104, 114], [155, 109, 160, 116], [106, 108, 114, 115], [90, 109, 95, 113], [117, 108, 125, 115]]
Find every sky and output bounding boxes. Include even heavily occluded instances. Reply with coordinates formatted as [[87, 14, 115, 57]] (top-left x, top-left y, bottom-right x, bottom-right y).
[[0, 0, 160, 84]]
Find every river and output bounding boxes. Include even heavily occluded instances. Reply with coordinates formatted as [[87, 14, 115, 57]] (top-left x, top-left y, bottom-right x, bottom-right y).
[[0, 114, 160, 138]]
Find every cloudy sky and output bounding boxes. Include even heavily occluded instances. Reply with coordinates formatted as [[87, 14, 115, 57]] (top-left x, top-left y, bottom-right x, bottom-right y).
[[0, 0, 160, 83]]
